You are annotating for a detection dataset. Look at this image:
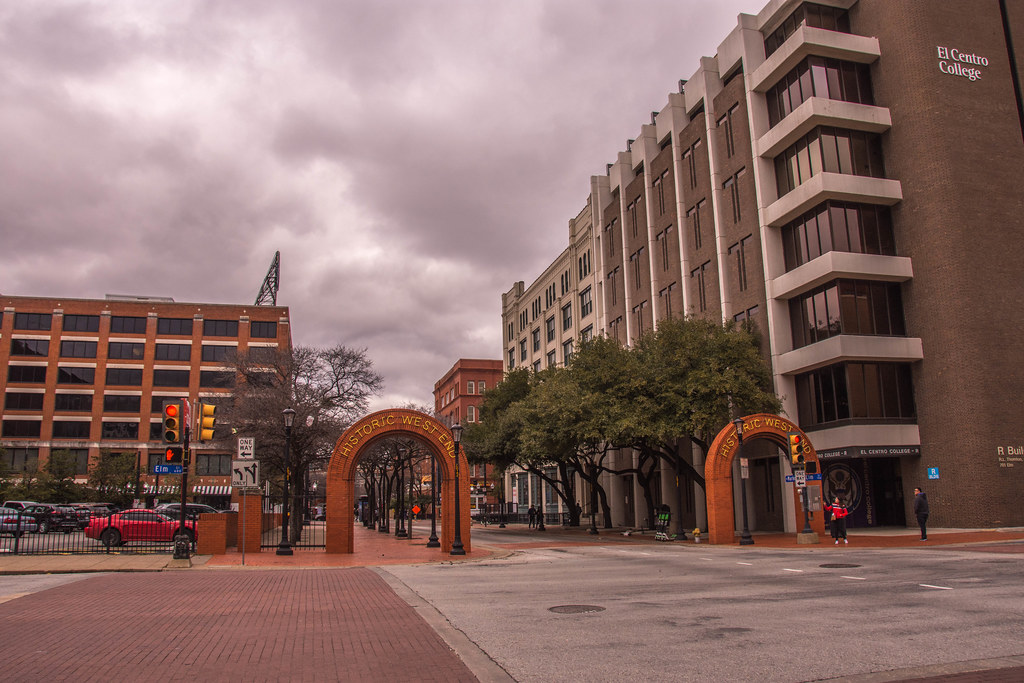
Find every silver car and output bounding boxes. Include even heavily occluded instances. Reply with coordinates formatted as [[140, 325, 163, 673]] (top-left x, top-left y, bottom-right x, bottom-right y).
[[0, 509, 39, 537]]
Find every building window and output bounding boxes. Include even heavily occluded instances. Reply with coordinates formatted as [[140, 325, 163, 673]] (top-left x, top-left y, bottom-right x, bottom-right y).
[[682, 139, 701, 189], [607, 267, 620, 306], [544, 317, 555, 343], [203, 319, 239, 337], [632, 300, 649, 337], [157, 318, 193, 335], [767, 56, 873, 128], [653, 170, 669, 216], [659, 282, 678, 320], [52, 421, 91, 438], [10, 339, 49, 357], [57, 367, 94, 384], [796, 361, 915, 427], [657, 226, 675, 272], [199, 370, 235, 388], [8, 365, 47, 383], [103, 394, 141, 412], [250, 321, 277, 338], [691, 261, 711, 313], [546, 350, 556, 367], [629, 248, 646, 291], [688, 200, 705, 251], [627, 198, 640, 238], [790, 279, 906, 349], [106, 368, 143, 386], [605, 218, 618, 257], [62, 314, 99, 332], [55, 393, 93, 411], [5, 392, 44, 410], [717, 104, 740, 158], [519, 339, 528, 362], [13, 312, 52, 331], [109, 316, 146, 334], [108, 342, 145, 360], [467, 405, 476, 423], [507, 349, 515, 368], [507, 322, 515, 343], [3, 447, 39, 472], [723, 169, 746, 223], [57, 448, 90, 475], [101, 422, 139, 439], [532, 328, 541, 352], [580, 287, 593, 318], [202, 345, 235, 362], [2, 420, 42, 438], [609, 316, 624, 343], [764, 2, 851, 57], [154, 344, 191, 361], [728, 234, 754, 292], [734, 305, 760, 324], [561, 303, 572, 331], [60, 340, 97, 358], [562, 339, 574, 365], [578, 250, 592, 279], [775, 127, 885, 198], [478, 381, 486, 392], [196, 454, 232, 476], [782, 201, 897, 270]]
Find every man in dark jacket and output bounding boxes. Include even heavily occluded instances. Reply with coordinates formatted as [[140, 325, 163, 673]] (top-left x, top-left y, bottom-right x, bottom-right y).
[[913, 487, 929, 540]]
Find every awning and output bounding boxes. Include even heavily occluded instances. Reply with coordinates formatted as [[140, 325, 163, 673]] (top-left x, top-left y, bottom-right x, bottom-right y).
[[193, 485, 232, 496], [142, 484, 179, 495]]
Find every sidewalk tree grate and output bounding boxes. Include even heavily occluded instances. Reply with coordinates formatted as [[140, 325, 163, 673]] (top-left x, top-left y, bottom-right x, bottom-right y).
[[548, 604, 605, 614], [819, 563, 861, 568]]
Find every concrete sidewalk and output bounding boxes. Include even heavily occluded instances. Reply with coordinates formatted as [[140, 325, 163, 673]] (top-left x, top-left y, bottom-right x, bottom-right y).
[[2, 523, 1021, 575]]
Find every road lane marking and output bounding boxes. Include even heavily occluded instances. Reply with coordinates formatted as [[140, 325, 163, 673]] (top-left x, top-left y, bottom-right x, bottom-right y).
[[783, 568, 803, 573], [841, 576, 866, 580], [737, 561, 753, 565], [919, 584, 953, 590]]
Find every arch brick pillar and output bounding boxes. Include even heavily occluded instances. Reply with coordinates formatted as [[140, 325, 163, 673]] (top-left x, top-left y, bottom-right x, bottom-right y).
[[704, 413, 826, 544], [324, 409, 471, 554]]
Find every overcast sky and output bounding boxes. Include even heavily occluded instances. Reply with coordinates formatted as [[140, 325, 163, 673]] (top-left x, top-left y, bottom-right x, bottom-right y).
[[0, 0, 755, 411]]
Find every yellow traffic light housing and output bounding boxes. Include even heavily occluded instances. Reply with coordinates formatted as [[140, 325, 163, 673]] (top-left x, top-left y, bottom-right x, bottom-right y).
[[162, 400, 183, 444], [788, 431, 804, 466], [197, 401, 216, 442]]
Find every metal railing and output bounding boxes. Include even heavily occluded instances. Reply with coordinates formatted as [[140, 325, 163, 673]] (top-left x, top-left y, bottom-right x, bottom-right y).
[[0, 509, 197, 555]]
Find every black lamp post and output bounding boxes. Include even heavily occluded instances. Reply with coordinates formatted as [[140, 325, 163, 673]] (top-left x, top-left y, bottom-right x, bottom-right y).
[[277, 407, 296, 556], [427, 453, 440, 547], [450, 424, 466, 556], [537, 478, 546, 531], [732, 417, 754, 546], [396, 448, 407, 538]]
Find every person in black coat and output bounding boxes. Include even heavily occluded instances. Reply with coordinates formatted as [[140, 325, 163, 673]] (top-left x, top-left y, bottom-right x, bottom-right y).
[[913, 487, 929, 540], [823, 497, 850, 544]]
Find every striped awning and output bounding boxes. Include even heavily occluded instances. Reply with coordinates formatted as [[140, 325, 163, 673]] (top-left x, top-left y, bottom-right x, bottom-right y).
[[193, 485, 232, 496], [142, 484, 179, 495]]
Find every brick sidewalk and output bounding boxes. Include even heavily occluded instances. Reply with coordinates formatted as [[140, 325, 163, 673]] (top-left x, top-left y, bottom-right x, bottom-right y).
[[0, 568, 478, 682]]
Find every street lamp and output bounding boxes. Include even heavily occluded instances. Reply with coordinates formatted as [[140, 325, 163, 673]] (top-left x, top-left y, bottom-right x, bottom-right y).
[[450, 423, 466, 556], [396, 447, 407, 538], [732, 417, 754, 546], [277, 407, 296, 556]]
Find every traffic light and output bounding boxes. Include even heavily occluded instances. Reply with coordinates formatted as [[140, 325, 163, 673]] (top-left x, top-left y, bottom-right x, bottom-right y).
[[197, 401, 216, 442], [162, 400, 183, 444], [164, 446, 183, 464], [788, 431, 805, 466]]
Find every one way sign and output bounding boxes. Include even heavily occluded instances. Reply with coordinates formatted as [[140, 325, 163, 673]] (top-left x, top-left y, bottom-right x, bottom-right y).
[[232, 460, 260, 488]]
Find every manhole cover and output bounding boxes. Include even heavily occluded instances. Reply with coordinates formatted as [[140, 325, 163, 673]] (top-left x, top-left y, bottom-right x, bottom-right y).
[[548, 604, 606, 614], [819, 563, 861, 569]]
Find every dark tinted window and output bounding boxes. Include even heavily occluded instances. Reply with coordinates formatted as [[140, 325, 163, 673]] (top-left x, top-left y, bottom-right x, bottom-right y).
[[157, 318, 193, 335], [4, 392, 44, 410], [108, 342, 145, 360], [203, 319, 239, 337], [10, 339, 49, 356], [54, 393, 93, 411], [201, 345, 235, 362], [58, 367, 95, 384], [103, 395, 141, 412], [8, 365, 47, 383], [101, 422, 139, 439], [60, 340, 98, 358], [105, 368, 143, 386], [200, 370, 235, 388], [2, 420, 42, 437], [109, 316, 147, 334], [154, 344, 191, 361], [13, 312, 52, 330], [52, 421, 91, 438], [152, 369, 190, 387], [250, 321, 277, 338], [63, 314, 100, 332]]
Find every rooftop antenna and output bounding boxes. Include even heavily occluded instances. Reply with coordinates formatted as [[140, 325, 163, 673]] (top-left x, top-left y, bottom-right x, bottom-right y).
[[255, 251, 280, 306]]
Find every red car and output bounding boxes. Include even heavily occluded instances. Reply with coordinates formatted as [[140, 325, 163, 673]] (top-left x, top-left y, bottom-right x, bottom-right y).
[[85, 509, 197, 546]]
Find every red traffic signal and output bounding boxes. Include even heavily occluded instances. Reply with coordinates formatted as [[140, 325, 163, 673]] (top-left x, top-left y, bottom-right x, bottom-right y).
[[787, 431, 804, 465], [164, 447, 183, 464], [162, 400, 183, 444]]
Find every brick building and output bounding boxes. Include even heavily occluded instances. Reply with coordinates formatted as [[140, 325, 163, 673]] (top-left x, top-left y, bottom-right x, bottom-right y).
[[501, 0, 1024, 532], [0, 294, 292, 508], [434, 359, 504, 515]]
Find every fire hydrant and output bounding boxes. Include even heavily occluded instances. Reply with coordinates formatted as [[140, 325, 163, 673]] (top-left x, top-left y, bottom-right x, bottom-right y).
[[693, 528, 702, 543]]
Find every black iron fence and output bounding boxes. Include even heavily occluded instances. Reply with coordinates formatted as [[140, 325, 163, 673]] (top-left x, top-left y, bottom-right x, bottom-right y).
[[259, 493, 326, 550], [0, 507, 197, 556]]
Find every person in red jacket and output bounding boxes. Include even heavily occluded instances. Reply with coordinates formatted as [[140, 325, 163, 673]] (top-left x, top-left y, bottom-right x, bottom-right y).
[[823, 496, 849, 544]]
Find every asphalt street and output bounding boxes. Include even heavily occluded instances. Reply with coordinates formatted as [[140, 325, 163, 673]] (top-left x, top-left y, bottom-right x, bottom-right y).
[[384, 534, 1024, 682]]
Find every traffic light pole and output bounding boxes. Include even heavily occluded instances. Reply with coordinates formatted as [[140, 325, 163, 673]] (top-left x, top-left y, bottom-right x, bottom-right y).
[[174, 424, 191, 560]]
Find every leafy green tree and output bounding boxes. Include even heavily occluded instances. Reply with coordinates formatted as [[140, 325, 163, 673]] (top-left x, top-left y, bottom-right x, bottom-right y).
[[87, 450, 139, 508]]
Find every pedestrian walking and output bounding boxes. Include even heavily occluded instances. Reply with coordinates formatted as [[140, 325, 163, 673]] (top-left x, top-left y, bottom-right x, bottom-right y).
[[823, 496, 849, 544], [914, 487, 929, 540], [528, 505, 536, 528]]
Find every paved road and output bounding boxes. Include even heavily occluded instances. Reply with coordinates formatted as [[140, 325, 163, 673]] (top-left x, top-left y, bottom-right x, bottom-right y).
[[385, 541, 1024, 682]]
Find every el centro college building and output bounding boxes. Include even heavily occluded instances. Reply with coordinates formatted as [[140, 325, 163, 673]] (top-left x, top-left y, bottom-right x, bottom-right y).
[[501, 0, 1024, 533]]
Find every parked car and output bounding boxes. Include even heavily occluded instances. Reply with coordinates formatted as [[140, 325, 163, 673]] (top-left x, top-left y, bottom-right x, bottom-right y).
[[1, 500, 38, 512], [67, 505, 94, 529], [72, 503, 120, 519], [0, 509, 39, 537], [154, 503, 220, 520], [21, 504, 79, 534], [84, 510, 197, 546]]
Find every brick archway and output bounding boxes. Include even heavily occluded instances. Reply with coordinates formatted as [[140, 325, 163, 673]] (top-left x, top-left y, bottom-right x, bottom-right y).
[[704, 413, 826, 544], [324, 408, 470, 554]]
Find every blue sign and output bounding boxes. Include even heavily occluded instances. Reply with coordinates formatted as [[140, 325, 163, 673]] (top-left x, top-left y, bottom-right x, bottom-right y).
[[808, 473, 822, 481], [785, 475, 794, 482], [154, 465, 183, 474], [927, 467, 939, 480]]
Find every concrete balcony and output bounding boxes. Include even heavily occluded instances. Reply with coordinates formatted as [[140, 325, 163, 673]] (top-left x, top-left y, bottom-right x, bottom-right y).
[[764, 173, 902, 227], [776, 334, 924, 376], [770, 251, 913, 300], [751, 25, 881, 93], [756, 98, 892, 160]]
